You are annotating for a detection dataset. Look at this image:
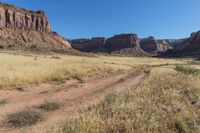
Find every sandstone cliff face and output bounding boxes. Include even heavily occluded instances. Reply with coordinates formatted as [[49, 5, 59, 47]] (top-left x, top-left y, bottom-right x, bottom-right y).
[[161, 31, 200, 57], [71, 34, 147, 56], [0, 2, 51, 32], [0, 2, 73, 53], [189, 31, 200, 49], [71, 37, 106, 52], [0, 28, 73, 53], [106, 34, 139, 52], [140, 36, 168, 54]]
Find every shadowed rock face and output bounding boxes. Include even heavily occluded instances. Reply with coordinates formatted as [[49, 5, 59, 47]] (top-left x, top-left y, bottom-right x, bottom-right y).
[[71, 37, 107, 52], [0, 2, 51, 32], [189, 31, 200, 49], [161, 31, 200, 57]]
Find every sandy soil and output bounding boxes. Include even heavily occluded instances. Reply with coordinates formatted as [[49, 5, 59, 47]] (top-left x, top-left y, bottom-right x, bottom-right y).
[[0, 71, 146, 133]]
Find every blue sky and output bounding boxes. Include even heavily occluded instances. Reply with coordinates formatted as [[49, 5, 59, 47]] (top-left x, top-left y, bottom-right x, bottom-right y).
[[1, 0, 200, 39]]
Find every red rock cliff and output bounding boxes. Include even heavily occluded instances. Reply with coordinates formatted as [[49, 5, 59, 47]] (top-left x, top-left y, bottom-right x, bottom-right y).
[[0, 2, 51, 32], [189, 31, 200, 49]]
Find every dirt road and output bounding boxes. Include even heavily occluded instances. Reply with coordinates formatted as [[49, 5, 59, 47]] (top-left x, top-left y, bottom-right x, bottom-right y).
[[0, 71, 146, 133]]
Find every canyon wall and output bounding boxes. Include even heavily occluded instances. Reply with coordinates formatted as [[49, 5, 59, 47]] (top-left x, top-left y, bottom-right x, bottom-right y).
[[71, 34, 149, 56], [140, 36, 168, 54], [0, 2, 74, 53], [0, 2, 51, 32], [189, 31, 200, 49]]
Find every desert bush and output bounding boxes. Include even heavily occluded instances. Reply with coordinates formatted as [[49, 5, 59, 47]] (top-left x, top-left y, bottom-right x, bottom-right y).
[[39, 90, 49, 94], [175, 64, 199, 75], [0, 99, 7, 105], [30, 44, 38, 50], [7, 110, 43, 127], [51, 56, 61, 59], [51, 72, 65, 83], [188, 60, 200, 65], [38, 101, 61, 111], [55, 68, 200, 133], [0, 45, 5, 49], [143, 69, 151, 74], [71, 73, 84, 83]]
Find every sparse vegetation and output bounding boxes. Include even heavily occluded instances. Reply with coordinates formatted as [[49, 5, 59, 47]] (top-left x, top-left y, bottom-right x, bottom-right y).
[[0, 45, 5, 49], [51, 71, 66, 83], [7, 110, 43, 127], [0, 99, 7, 105], [51, 56, 61, 59], [188, 60, 200, 65], [39, 90, 49, 94], [38, 101, 61, 111], [55, 68, 200, 133], [143, 69, 151, 74], [16, 85, 27, 91], [175, 64, 199, 75], [30, 44, 38, 50], [71, 73, 84, 83]]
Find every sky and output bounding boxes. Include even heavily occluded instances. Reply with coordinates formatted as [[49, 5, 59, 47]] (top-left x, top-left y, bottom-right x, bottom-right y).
[[1, 0, 200, 39]]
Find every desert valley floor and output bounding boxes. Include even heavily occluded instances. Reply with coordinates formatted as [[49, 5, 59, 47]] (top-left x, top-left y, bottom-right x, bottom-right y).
[[0, 51, 199, 133]]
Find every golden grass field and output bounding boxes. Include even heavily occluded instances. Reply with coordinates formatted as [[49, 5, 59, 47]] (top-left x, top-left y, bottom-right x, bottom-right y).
[[0, 52, 186, 89], [54, 67, 200, 133]]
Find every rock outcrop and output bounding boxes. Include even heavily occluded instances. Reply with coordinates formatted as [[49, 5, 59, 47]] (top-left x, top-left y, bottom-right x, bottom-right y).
[[189, 31, 200, 50], [71, 37, 107, 52], [107, 34, 148, 56], [162, 31, 200, 57], [0, 2, 51, 32], [0, 28, 73, 53], [71, 34, 147, 56], [0, 2, 73, 53], [140, 36, 168, 54], [105, 34, 138, 51]]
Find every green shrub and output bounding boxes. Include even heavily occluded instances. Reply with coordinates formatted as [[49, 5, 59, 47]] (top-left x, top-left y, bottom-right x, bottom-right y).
[[174, 64, 199, 75]]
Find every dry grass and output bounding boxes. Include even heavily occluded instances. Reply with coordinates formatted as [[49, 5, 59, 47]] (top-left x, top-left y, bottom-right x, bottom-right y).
[[38, 101, 61, 111], [54, 68, 200, 133], [0, 52, 185, 89]]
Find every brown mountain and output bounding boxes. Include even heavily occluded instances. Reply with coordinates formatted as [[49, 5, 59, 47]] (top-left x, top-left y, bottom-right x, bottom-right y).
[[0, 2, 73, 53]]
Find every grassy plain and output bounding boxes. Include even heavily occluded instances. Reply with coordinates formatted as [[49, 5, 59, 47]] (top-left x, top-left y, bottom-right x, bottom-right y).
[[0, 52, 185, 89]]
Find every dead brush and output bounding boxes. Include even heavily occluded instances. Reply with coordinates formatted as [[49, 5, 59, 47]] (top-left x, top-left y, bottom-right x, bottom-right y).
[[0, 99, 7, 105], [38, 101, 61, 111], [7, 110, 43, 127]]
